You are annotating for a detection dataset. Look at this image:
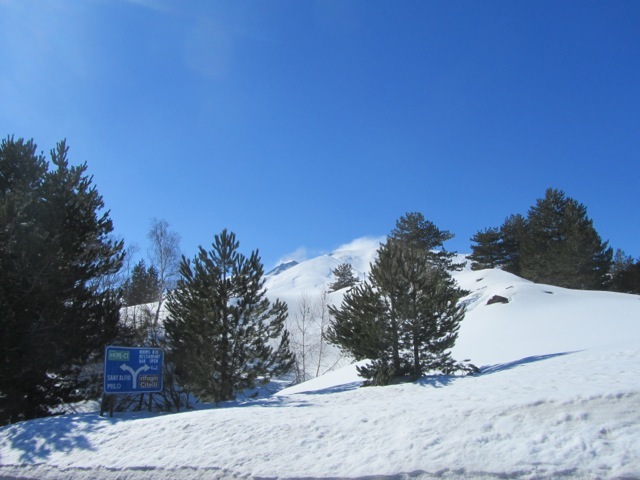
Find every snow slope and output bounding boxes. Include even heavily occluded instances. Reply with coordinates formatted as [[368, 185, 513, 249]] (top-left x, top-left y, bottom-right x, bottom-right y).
[[1, 238, 639, 480], [453, 268, 640, 365], [263, 236, 382, 303]]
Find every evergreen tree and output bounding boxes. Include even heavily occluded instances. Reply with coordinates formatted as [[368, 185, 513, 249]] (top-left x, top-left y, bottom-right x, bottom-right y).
[[520, 188, 612, 289], [609, 249, 640, 294], [399, 252, 466, 377], [0, 137, 124, 425], [468, 227, 505, 270], [326, 281, 390, 369], [122, 259, 161, 306], [390, 211, 463, 270], [164, 229, 295, 403], [469, 216, 526, 273], [328, 215, 472, 386], [328, 262, 359, 292], [499, 214, 527, 275]]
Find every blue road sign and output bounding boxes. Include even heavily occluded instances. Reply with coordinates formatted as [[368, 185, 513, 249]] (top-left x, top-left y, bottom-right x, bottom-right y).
[[104, 346, 164, 394]]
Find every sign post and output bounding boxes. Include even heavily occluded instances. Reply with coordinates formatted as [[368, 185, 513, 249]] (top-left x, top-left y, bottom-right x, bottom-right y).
[[104, 346, 164, 394]]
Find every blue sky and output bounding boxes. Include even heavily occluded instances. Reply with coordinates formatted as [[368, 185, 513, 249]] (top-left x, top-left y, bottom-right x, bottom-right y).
[[1, 0, 639, 269]]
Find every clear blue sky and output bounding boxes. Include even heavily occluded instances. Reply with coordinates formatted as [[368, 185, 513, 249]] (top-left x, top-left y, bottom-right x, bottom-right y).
[[2, 0, 639, 269]]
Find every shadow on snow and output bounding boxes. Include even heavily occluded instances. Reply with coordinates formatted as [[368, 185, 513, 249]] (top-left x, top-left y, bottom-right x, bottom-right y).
[[0, 352, 581, 464], [275, 381, 364, 397], [0, 412, 120, 463], [479, 351, 577, 375]]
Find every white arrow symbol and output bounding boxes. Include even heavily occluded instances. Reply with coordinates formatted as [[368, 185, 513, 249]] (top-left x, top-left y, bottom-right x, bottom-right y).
[[120, 363, 151, 390]]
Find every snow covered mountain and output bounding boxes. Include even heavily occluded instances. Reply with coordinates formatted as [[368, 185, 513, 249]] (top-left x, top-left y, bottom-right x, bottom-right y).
[[1, 237, 639, 479], [265, 260, 299, 277], [263, 236, 382, 303]]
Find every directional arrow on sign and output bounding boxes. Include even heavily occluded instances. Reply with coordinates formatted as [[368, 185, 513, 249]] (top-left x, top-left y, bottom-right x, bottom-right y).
[[120, 363, 150, 390]]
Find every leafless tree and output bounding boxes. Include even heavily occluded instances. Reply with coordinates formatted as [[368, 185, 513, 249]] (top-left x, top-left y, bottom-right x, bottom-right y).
[[143, 219, 183, 412], [147, 218, 181, 328], [314, 290, 344, 377], [290, 291, 344, 383], [291, 294, 315, 383]]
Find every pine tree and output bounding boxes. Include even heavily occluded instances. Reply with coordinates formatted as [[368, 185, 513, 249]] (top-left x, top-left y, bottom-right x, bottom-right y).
[[326, 281, 390, 368], [328, 262, 359, 292], [0, 137, 124, 425], [469, 215, 526, 273], [122, 259, 161, 306], [377, 241, 467, 379], [609, 249, 640, 294], [328, 215, 472, 386], [390, 211, 463, 270], [499, 214, 526, 275], [164, 230, 295, 403], [468, 227, 505, 270], [520, 188, 612, 289]]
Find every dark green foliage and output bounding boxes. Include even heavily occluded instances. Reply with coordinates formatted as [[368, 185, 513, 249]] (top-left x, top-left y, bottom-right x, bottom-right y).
[[372, 242, 466, 380], [356, 358, 396, 387], [609, 249, 640, 294], [164, 229, 295, 404], [468, 227, 505, 270], [328, 214, 470, 386], [122, 259, 161, 306], [0, 137, 124, 425], [328, 262, 359, 292], [469, 215, 526, 274], [520, 188, 612, 289], [471, 190, 612, 289], [327, 282, 390, 364], [499, 214, 526, 275], [390, 211, 463, 271]]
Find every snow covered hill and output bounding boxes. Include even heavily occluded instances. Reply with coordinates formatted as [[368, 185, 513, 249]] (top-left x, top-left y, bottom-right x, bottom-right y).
[[1, 237, 639, 479], [453, 268, 640, 366], [263, 236, 382, 303]]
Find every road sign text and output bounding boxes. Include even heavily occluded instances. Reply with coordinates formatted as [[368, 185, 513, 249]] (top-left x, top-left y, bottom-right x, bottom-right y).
[[104, 346, 164, 394]]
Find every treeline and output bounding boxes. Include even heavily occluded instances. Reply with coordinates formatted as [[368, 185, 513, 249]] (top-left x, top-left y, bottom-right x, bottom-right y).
[[2, 135, 639, 425], [106, 226, 297, 415], [468, 188, 640, 293], [0, 137, 295, 424]]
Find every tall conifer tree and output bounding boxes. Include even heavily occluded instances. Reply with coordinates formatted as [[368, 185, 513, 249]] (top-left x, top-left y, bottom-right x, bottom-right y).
[[122, 259, 161, 306], [499, 214, 527, 275], [0, 137, 124, 425], [520, 188, 612, 289], [328, 214, 472, 386], [165, 230, 294, 403], [609, 250, 640, 294], [389, 211, 462, 270], [468, 227, 505, 270]]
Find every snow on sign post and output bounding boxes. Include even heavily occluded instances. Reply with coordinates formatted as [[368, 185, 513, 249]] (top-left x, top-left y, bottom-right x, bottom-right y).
[[104, 346, 164, 394]]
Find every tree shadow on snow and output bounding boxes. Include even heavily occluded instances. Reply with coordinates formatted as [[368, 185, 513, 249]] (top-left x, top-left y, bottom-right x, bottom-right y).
[[415, 375, 459, 389], [1, 412, 117, 463], [227, 395, 315, 409], [232, 381, 364, 403], [280, 381, 364, 397], [479, 351, 577, 376], [412, 352, 578, 389]]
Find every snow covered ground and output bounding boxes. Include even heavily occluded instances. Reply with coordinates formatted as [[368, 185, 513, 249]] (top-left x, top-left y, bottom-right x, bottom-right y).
[[1, 238, 639, 479]]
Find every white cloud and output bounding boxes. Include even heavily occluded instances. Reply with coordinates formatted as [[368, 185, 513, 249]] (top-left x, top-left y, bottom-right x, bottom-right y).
[[276, 247, 309, 265], [331, 236, 385, 255], [273, 236, 385, 270]]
